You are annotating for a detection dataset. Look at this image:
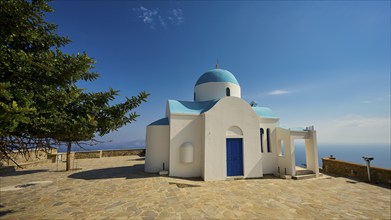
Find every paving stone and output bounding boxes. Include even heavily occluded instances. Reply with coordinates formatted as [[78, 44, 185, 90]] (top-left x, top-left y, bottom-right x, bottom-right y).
[[0, 155, 390, 219]]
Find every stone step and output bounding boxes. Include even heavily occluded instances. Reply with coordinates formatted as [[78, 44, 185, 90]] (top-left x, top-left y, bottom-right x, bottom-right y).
[[226, 176, 245, 180], [292, 173, 320, 180], [295, 169, 314, 175], [159, 170, 169, 176]]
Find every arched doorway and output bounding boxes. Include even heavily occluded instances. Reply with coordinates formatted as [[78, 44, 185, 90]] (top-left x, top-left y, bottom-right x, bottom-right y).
[[226, 126, 243, 176]]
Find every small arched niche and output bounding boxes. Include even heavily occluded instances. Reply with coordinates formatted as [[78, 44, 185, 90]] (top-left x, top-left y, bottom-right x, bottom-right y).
[[226, 126, 243, 137], [180, 142, 194, 163]]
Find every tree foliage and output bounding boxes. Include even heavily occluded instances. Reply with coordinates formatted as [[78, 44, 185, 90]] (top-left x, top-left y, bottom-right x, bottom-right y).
[[0, 0, 149, 168]]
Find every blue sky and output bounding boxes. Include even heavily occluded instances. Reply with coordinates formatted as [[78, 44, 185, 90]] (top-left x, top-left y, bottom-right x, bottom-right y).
[[46, 1, 390, 146]]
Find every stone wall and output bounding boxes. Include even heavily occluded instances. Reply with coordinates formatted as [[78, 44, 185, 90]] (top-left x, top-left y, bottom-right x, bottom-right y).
[[101, 149, 144, 157], [1, 149, 145, 172], [0, 148, 58, 167], [322, 157, 391, 185], [63, 149, 145, 160], [74, 151, 101, 159]]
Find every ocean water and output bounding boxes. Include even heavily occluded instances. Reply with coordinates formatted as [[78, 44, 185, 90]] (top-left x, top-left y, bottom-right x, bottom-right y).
[[295, 143, 391, 169], [58, 143, 391, 169]]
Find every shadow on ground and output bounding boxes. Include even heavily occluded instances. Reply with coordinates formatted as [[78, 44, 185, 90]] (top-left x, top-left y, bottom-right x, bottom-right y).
[[67, 164, 158, 180], [0, 210, 14, 217], [166, 176, 204, 182], [0, 204, 14, 217], [0, 169, 48, 177], [324, 173, 391, 190], [127, 158, 145, 161]]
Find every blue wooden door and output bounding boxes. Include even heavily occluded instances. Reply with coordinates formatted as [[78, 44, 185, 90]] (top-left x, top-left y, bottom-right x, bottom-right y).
[[226, 138, 243, 176]]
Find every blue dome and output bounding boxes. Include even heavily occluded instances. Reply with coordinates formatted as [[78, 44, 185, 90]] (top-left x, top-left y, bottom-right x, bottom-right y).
[[195, 69, 239, 86]]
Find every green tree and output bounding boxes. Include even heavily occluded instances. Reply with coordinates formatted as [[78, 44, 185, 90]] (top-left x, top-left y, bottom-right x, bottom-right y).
[[52, 90, 148, 171], [0, 0, 149, 170]]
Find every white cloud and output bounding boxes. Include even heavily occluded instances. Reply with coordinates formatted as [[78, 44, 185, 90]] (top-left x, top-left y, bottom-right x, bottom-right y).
[[133, 6, 184, 29], [316, 115, 391, 144], [168, 9, 184, 25], [267, 89, 292, 95], [158, 15, 167, 28], [136, 6, 158, 29], [361, 96, 389, 104]]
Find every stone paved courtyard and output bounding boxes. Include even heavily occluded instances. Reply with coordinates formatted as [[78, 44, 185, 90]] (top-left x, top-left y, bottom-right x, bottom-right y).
[[0, 155, 390, 219]]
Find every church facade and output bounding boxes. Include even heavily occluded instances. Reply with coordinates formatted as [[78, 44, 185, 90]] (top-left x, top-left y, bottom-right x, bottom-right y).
[[145, 68, 319, 181]]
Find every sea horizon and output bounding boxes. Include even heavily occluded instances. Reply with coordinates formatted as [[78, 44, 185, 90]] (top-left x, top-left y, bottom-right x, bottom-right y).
[[295, 143, 391, 169], [57, 143, 390, 169]]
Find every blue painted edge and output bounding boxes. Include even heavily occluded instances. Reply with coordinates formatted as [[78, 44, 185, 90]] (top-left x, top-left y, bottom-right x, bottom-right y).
[[290, 127, 306, 131], [195, 69, 239, 86], [148, 117, 169, 126], [251, 106, 279, 119], [279, 126, 305, 131], [168, 99, 219, 115]]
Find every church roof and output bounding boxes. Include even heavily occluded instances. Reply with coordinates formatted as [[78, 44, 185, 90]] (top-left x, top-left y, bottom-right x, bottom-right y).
[[167, 99, 278, 119], [148, 117, 169, 126], [195, 69, 239, 86], [251, 106, 279, 119], [168, 99, 218, 115]]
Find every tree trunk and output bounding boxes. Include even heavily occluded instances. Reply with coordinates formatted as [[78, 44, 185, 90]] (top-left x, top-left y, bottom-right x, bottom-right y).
[[66, 142, 71, 171]]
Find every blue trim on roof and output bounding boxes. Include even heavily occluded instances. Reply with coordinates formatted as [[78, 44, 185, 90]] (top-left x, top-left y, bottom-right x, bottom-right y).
[[195, 69, 239, 86], [279, 126, 305, 131], [252, 107, 279, 119], [290, 127, 305, 131], [148, 117, 169, 126], [168, 99, 218, 115]]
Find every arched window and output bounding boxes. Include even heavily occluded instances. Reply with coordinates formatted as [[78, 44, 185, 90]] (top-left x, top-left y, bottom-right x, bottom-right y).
[[279, 139, 285, 156], [194, 92, 196, 100], [260, 128, 264, 153], [266, 128, 271, 153], [226, 87, 230, 96]]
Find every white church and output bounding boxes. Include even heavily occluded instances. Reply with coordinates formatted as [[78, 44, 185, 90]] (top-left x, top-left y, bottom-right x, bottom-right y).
[[145, 68, 319, 181]]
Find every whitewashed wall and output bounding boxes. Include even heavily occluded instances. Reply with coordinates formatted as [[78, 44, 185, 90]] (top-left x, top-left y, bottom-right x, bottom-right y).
[[203, 97, 261, 181], [144, 125, 170, 173], [195, 82, 240, 101], [259, 118, 279, 174], [169, 115, 203, 178], [275, 127, 295, 176], [305, 131, 319, 176]]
